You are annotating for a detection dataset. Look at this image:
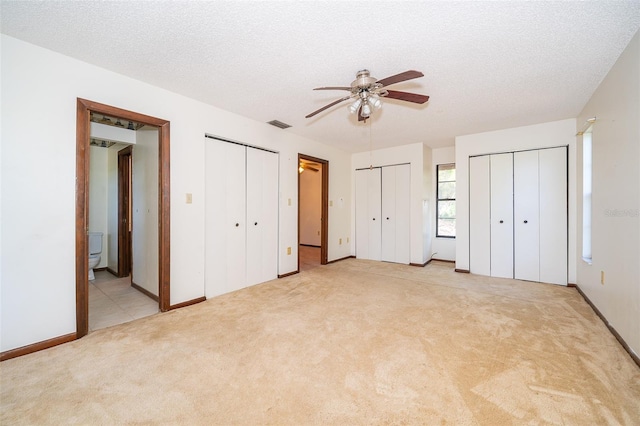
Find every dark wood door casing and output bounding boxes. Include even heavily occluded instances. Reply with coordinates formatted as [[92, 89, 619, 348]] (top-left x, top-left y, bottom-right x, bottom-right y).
[[297, 154, 329, 270], [75, 98, 171, 338]]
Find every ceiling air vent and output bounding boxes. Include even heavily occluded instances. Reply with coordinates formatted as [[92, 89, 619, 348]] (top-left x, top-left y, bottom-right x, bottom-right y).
[[267, 120, 291, 129]]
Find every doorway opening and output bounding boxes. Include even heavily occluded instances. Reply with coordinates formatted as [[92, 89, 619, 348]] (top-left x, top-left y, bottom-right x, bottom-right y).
[[75, 98, 171, 338], [298, 154, 329, 271]]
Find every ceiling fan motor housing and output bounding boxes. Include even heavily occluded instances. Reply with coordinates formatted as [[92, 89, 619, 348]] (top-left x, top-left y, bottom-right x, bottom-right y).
[[352, 70, 387, 100]]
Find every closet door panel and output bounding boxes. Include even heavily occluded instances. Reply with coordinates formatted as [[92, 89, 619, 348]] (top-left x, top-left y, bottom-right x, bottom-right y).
[[514, 150, 540, 282], [381, 166, 396, 262], [246, 148, 278, 287], [205, 140, 246, 296], [539, 147, 567, 285], [367, 168, 382, 261], [469, 156, 491, 276], [394, 164, 411, 264], [355, 170, 370, 260], [260, 150, 279, 283], [355, 168, 381, 261], [490, 153, 514, 279]]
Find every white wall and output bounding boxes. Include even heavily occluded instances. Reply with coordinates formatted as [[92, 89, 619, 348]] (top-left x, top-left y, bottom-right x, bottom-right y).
[[0, 35, 352, 353], [455, 119, 577, 283], [352, 143, 433, 265], [89, 146, 109, 268], [576, 30, 639, 356], [299, 167, 322, 246], [132, 128, 159, 296], [432, 146, 456, 261]]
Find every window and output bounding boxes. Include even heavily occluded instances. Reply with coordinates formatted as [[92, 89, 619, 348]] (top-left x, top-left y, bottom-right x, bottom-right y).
[[436, 163, 456, 237], [582, 130, 592, 263]]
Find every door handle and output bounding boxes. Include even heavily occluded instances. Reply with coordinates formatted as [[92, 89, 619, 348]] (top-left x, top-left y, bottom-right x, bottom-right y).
[[524, 220, 528, 224], [235, 223, 239, 227], [373, 218, 376, 221], [254, 222, 258, 226], [499, 220, 504, 224]]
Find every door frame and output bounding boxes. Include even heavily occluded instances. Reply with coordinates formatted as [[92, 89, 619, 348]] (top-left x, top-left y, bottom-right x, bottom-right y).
[[75, 98, 171, 338], [117, 145, 133, 278], [297, 154, 329, 267]]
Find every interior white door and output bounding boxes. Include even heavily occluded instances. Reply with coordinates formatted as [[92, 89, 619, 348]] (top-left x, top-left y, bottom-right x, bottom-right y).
[[367, 168, 382, 261], [394, 164, 410, 264], [355, 168, 381, 261], [246, 147, 278, 287], [205, 140, 246, 297], [355, 169, 369, 260], [490, 153, 514, 279], [469, 155, 491, 276], [514, 150, 540, 281], [539, 147, 567, 285], [381, 166, 396, 262]]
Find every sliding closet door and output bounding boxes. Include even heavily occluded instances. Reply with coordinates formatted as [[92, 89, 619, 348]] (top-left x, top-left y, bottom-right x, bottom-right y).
[[246, 147, 278, 287], [514, 150, 540, 282], [490, 153, 514, 279], [539, 147, 567, 285], [355, 168, 382, 261], [381, 164, 410, 264], [205, 140, 246, 297], [469, 155, 491, 276]]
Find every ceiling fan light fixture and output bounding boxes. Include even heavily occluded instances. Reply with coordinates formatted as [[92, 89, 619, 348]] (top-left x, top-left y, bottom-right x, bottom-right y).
[[368, 94, 382, 110], [349, 98, 362, 114], [361, 102, 371, 117]]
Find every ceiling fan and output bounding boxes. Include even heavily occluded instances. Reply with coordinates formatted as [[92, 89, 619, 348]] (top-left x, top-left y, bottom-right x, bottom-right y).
[[305, 69, 430, 121], [299, 159, 320, 173]]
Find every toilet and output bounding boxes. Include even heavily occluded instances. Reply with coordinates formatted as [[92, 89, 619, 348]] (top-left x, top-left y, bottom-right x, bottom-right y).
[[88, 232, 103, 281]]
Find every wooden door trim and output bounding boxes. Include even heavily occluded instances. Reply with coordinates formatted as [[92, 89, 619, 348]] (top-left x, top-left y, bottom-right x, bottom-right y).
[[76, 98, 171, 338], [117, 146, 133, 277], [297, 154, 329, 269]]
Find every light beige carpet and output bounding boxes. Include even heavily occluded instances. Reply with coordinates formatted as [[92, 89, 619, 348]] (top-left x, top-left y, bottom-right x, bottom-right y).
[[2, 259, 639, 425]]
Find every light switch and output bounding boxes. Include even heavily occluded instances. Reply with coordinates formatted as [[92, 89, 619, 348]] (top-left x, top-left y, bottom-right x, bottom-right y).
[[288, 198, 291, 206], [186, 193, 193, 204], [330, 200, 333, 207], [287, 247, 292, 255]]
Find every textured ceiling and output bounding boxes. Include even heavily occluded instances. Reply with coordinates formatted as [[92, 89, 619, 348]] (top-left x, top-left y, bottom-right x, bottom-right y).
[[2, 1, 639, 152]]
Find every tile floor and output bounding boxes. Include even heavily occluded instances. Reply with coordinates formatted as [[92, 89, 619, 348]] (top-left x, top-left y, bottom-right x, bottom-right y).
[[89, 271, 159, 332]]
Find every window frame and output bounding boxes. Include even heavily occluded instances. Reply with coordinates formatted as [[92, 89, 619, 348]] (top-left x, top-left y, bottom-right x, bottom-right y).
[[436, 163, 456, 238]]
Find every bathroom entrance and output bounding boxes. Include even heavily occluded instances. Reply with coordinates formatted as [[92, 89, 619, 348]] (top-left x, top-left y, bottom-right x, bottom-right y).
[[75, 99, 171, 338]]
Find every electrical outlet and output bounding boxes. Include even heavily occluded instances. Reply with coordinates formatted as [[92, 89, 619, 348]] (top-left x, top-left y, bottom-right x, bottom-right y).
[[601, 270, 605, 285], [339, 238, 342, 245], [347, 237, 349, 243], [288, 198, 291, 206], [287, 247, 291, 255]]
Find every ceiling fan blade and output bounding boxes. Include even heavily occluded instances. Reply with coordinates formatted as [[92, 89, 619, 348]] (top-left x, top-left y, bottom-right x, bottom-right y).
[[377, 70, 424, 87], [384, 90, 430, 104], [313, 86, 351, 91], [305, 95, 352, 118]]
